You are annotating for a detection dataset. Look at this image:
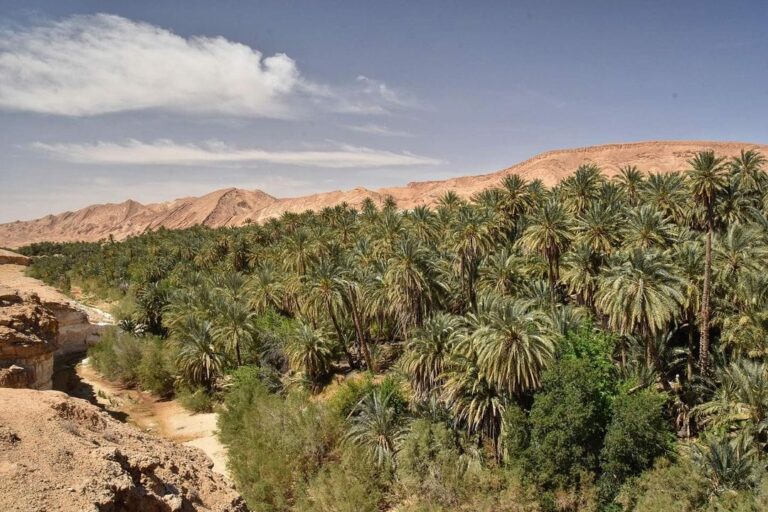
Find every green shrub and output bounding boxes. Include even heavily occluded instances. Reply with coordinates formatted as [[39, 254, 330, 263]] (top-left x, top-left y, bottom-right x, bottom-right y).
[[617, 457, 708, 512], [396, 419, 467, 506], [525, 358, 610, 490], [218, 366, 339, 511], [88, 328, 142, 385], [177, 387, 214, 413], [136, 338, 176, 397], [296, 447, 383, 512], [599, 389, 673, 502]]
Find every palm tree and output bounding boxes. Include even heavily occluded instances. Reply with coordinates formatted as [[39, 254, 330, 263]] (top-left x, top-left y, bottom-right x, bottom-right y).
[[442, 348, 506, 449], [561, 243, 600, 309], [712, 224, 765, 291], [640, 172, 687, 222], [470, 295, 556, 397], [697, 359, 768, 437], [621, 205, 676, 249], [574, 202, 621, 256], [615, 165, 644, 206], [383, 238, 436, 337], [174, 318, 225, 390], [596, 248, 683, 368], [561, 164, 603, 214], [518, 199, 573, 301], [303, 259, 354, 365], [674, 241, 704, 380], [345, 388, 406, 468], [730, 149, 766, 196], [687, 151, 729, 373], [401, 313, 464, 400], [449, 206, 494, 311], [287, 322, 335, 389], [212, 296, 256, 367], [477, 248, 523, 296]]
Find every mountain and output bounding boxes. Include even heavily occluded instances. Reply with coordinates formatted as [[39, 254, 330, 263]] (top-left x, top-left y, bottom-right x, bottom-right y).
[[2, 140, 766, 248]]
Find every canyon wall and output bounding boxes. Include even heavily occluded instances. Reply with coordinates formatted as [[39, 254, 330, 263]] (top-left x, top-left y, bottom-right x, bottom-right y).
[[0, 289, 58, 390]]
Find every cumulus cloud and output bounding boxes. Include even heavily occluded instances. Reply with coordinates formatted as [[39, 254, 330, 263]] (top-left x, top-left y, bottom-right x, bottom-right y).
[[0, 14, 304, 116], [30, 139, 442, 168]]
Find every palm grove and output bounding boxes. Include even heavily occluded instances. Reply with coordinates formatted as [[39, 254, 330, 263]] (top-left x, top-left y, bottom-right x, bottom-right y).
[[20, 150, 768, 511]]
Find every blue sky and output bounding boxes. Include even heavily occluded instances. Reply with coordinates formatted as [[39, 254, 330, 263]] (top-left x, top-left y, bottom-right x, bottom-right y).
[[0, 0, 766, 222]]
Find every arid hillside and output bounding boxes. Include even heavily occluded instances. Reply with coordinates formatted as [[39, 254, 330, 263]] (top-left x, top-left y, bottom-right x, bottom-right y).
[[1, 140, 765, 247]]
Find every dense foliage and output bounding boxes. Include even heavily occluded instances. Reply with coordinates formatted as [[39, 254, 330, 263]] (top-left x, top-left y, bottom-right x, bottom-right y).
[[21, 150, 768, 510]]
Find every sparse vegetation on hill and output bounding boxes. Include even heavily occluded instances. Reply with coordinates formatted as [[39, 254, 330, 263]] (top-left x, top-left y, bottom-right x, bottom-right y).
[[20, 150, 768, 510]]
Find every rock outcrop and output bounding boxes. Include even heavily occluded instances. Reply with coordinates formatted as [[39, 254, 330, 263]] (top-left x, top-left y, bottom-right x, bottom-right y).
[[0, 388, 247, 511], [45, 301, 104, 355], [0, 249, 31, 265], [0, 288, 58, 389], [2, 140, 766, 248]]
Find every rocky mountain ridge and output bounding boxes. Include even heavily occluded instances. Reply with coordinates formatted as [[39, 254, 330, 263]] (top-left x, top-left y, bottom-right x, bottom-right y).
[[2, 140, 766, 247]]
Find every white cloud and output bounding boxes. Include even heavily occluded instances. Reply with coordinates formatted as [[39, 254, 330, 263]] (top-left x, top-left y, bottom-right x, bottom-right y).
[[0, 15, 424, 119], [0, 14, 304, 117], [30, 139, 442, 168], [346, 123, 413, 137]]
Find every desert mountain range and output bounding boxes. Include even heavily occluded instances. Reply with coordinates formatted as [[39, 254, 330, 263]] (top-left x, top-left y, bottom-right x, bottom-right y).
[[2, 140, 767, 248]]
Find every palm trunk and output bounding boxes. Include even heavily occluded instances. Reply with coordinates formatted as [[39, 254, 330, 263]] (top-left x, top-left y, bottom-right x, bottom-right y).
[[347, 289, 375, 372], [643, 322, 653, 369], [687, 310, 695, 381], [699, 205, 713, 374], [328, 301, 355, 369]]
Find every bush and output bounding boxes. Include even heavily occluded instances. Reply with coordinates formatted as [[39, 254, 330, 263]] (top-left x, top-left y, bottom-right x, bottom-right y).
[[599, 389, 673, 502], [525, 358, 611, 490], [396, 419, 468, 506], [177, 387, 214, 413], [136, 338, 175, 397], [218, 366, 339, 511], [616, 457, 708, 511], [296, 447, 383, 512], [88, 328, 143, 385]]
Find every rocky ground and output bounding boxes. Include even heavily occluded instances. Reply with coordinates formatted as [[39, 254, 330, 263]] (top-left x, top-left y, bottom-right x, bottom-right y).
[[0, 388, 246, 512]]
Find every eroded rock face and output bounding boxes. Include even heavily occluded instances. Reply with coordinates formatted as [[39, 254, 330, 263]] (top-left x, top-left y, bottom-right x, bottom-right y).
[[0, 289, 58, 389], [44, 301, 104, 355], [0, 249, 31, 266], [0, 388, 247, 512]]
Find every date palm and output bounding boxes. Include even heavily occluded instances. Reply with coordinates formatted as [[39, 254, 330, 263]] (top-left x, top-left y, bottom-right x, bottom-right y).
[[212, 297, 256, 366], [401, 313, 464, 401], [687, 151, 729, 373], [345, 388, 406, 468], [639, 172, 687, 221], [450, 207, 494, 311], [174, 318, 225, 390], [596, 248, 683, 368], [383, 238, 436, 337], [621, 205, 676, 249], [561, 243, 600, 309], [730, 149, 766, 196], [574, 202, 621, 256], [470, 294, 556, 396], [615, 165, 644, 206], [287, 322, 334, 389], [518, 199, 573, 301], [561, 164, 603, 214], [674, 241, 704, 379]]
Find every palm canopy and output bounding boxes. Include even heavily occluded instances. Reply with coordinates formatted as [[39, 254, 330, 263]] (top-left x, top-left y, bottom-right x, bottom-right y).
[[596, 248, 683, 341]]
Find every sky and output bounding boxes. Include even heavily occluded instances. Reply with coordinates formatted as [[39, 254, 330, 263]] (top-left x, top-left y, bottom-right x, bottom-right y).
[[0, 1, 767, 223]]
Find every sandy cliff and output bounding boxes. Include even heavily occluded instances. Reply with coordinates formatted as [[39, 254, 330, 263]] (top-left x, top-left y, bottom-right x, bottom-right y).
[[1, 140, 766, 247]]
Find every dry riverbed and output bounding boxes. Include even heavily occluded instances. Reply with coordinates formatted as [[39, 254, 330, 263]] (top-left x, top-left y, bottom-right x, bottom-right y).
[[0, 260, 230, 479], [74, 359, 229, 478]]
